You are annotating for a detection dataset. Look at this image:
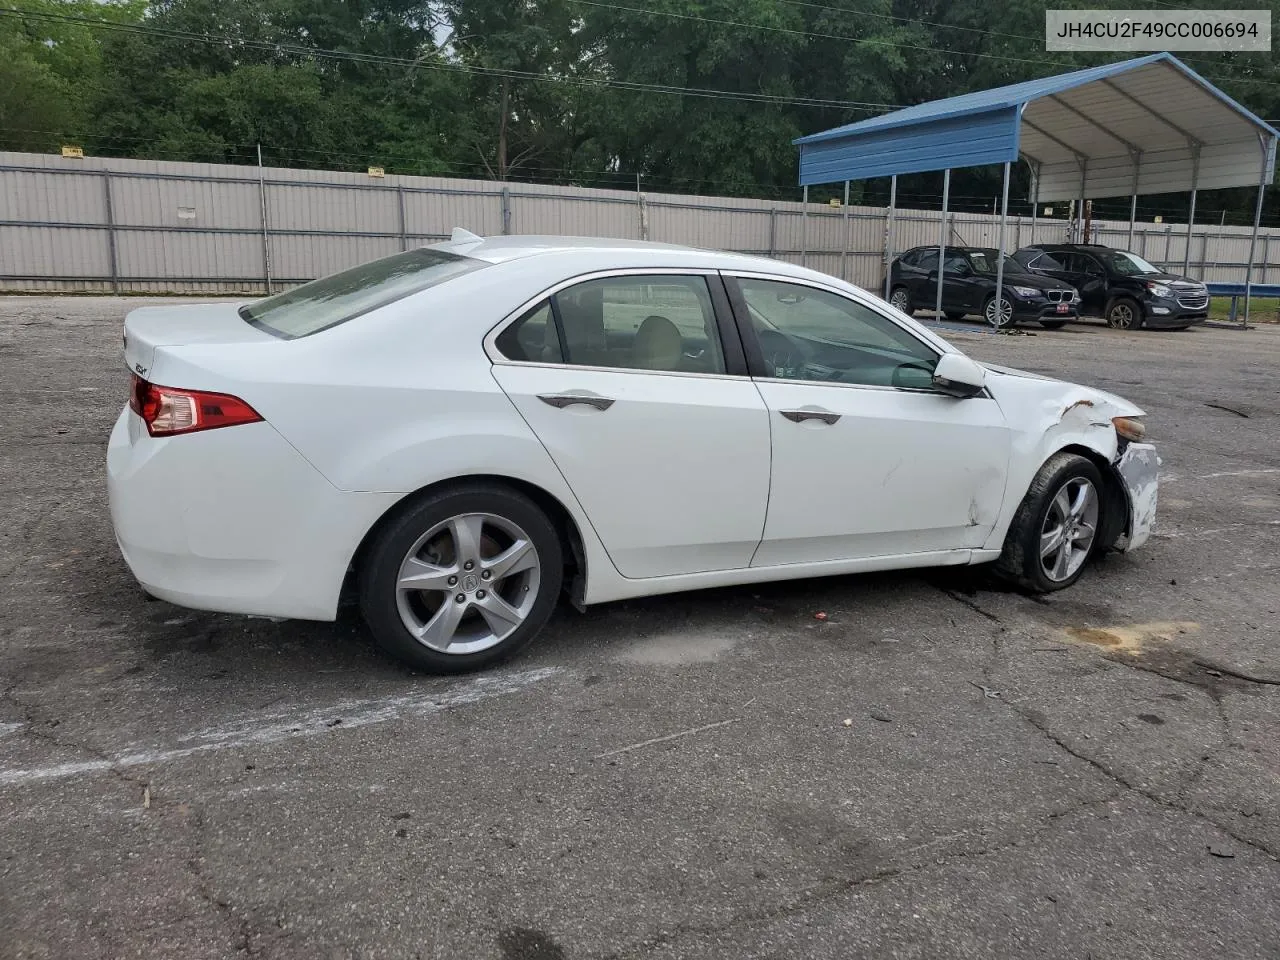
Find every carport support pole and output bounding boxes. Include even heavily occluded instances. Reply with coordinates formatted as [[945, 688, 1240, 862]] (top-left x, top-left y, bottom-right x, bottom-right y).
[[1076, 161, 1087, 243], [1243, 135, 1271, 329], [993, 161, 1011, 334], [883, 175, 898, 300], [935, 169, 950, 320], [1126, 153, 1140, 250], [1029, 162, 1040, 243], [1183, 150, 1199, 277], [801, 185, 809, 267], [1245, 183, 1267, 329]]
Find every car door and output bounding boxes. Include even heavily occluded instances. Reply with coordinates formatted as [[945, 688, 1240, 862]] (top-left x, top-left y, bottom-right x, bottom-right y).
[[488, 270, 771, 579], [942, 252, 981, 312], [911, 250, 939, 304], [1068, 253, 1110, 313], [723, 273, 1011, 566]]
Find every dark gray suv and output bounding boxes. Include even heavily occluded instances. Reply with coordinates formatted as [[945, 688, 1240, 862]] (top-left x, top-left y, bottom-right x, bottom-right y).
[[1014, 244, 1208, 330]]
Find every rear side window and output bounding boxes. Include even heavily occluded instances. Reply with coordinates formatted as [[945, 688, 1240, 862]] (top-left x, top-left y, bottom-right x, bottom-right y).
[[240, 248, 486, 338], [1027, 252, 1066, 271], [496, 302, 563, 363]]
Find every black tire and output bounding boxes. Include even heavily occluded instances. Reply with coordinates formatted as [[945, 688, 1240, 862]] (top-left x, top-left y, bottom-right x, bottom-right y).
[[1106, 297, 1143, 330], [945, 311, 967, 322], [359, 483, 563, 673], [888, 286, 913, 315], [1038, 320, 1067, 330], [994, 452, 1105, 593], [983, 294, 1015, 329]]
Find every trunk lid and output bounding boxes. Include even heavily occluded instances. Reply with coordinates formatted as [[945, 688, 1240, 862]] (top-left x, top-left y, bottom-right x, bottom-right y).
[[123, 302, 273, 378]]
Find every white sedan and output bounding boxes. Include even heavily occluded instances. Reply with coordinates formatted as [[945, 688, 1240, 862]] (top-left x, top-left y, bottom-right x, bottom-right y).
[[108, 231, 1160, 673]]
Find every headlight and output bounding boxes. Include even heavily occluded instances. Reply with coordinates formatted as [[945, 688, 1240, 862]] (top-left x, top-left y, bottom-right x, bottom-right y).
[[1113, 416, 1146, 442], [1010, 285, 1039, 298], [1146, 282, 1172, 297]]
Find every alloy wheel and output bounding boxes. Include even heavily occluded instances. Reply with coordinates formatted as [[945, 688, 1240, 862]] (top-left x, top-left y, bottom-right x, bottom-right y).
[[394, 512, 541, 654], [1109, 303, 1136, 329], [1039, 477, 1099, 583], [985, 297, 1014, 328], [889, 289, 911, 312]]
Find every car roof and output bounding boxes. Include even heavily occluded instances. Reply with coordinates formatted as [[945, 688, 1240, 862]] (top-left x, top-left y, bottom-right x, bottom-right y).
[[429, 232, 826, 280], [1028, 243, 1111, 251]]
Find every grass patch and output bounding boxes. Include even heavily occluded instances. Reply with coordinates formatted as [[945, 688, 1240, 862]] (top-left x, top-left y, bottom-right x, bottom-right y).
[[1210, 296, 1280, 322]]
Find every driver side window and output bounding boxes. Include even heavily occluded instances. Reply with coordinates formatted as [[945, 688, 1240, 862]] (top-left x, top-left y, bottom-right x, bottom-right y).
[[735, 277, 940, 389]]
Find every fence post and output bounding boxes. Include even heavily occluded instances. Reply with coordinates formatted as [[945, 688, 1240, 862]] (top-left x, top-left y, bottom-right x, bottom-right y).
[[883, 174, 897, 300], [1262, 235, 1270, 284], [256, 143, 272, 294], [768, 205, 777, 258], [1163, 223, 1172, 266], [501, 186, 512, 235], [841, 180, 850, 281], [397, 185, 408, 251], [102, 172, 120, 295], [801, 185, 808, 266]]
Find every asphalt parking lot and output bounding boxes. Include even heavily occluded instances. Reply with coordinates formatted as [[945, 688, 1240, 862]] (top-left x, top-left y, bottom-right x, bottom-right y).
[[2, 297, 1278, 960]]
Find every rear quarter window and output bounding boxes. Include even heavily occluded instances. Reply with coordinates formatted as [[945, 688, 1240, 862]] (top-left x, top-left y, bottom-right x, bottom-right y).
[[240, 248, 487, 338]]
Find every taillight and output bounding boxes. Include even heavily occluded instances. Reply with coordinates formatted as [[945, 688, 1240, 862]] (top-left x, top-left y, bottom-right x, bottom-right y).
[[129, 374, 263, 437]]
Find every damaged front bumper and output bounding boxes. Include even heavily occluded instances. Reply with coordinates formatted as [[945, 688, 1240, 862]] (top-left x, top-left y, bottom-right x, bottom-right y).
[[1114, 441, 1159, 551]]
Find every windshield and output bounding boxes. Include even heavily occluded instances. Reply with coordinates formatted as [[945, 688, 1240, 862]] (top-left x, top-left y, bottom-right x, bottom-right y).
[[1104, 250, 1161, 276], [240, 247, 487, 338]]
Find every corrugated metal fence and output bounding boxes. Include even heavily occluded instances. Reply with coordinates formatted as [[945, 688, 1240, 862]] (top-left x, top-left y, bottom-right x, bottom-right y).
[[2, 150, 1275, 295]]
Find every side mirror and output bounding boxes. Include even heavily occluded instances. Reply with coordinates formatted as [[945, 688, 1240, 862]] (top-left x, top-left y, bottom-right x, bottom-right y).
[[931, 353, 987, 398]]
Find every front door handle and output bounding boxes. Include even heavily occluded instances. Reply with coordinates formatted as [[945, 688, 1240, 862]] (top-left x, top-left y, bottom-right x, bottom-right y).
[[779, 408, 840, 425], [537, 393, 615, 411]]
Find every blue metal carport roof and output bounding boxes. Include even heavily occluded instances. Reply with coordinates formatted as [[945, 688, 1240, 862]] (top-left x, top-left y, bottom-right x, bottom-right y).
[[794, 53, 1279, 201]]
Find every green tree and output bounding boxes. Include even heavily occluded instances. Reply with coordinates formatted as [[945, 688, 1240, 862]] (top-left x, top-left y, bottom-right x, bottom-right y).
[[0, 0, 143, 153]]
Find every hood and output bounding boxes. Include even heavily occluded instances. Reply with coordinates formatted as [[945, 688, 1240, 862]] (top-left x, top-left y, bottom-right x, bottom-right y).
[[1141, 273, 1204, 287], [981, 362, 1145, 418]]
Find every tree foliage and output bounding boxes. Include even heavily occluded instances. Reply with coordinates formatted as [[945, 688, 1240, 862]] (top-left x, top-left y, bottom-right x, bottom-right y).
[[2, 0, 1279, 221]]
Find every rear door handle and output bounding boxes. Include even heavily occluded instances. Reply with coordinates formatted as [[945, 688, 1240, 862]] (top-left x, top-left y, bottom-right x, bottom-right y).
[[537, 393, 615, 411], [779, 408, 840, 425]]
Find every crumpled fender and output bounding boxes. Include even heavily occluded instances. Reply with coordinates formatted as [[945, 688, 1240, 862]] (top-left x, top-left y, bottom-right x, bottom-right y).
[[979, 365, 1150, 553]]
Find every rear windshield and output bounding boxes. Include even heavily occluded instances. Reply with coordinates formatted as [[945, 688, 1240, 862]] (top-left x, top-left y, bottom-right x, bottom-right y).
[[240, 248, 486, 338]]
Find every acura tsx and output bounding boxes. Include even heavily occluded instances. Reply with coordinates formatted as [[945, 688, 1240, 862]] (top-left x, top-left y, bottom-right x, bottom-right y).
[[109, 231, 1159, 673]]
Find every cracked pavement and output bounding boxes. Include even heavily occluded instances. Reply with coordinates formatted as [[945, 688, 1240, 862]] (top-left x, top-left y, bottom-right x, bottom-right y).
[[1, 298, 1279, 959]]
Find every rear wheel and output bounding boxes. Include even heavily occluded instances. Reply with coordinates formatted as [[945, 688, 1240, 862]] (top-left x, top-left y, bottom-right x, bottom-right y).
[[1106, 297, 1142, 330], [983, 295, 1015, 329], [995, 453, 1103, 592], [889, 286, 912, 315], [359, 484, 563, 673]]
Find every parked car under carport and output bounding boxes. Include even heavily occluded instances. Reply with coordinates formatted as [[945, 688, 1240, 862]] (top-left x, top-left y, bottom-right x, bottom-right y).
[[1013, 245, 1209, 331], [886, 246, 1080, 329]]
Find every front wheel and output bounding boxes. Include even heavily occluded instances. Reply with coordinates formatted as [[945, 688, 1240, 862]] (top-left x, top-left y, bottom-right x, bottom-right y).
[[994, 453, 1104, 592], [1106, 297, 1142, 330], [888, 286, 913, 315], [983, 295, 1015, 329], [359, 484, 563, 673]]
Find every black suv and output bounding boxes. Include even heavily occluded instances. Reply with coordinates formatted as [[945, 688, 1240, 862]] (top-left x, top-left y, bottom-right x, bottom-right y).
[[1013, 244, 1208, 330], [887, 246, 1080, 329]]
